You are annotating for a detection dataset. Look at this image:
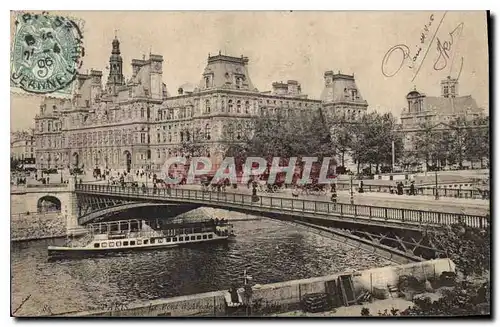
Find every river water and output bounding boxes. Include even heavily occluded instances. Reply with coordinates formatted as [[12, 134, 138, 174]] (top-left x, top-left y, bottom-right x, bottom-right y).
[[11, 211, 393, 316]]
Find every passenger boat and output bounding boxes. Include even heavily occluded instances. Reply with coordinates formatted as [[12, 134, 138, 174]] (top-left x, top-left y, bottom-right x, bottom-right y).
[[48, 218, 235, 259]]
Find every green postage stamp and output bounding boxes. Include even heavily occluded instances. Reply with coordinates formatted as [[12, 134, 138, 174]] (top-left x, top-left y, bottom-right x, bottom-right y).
[[10, 12, 85, 96]]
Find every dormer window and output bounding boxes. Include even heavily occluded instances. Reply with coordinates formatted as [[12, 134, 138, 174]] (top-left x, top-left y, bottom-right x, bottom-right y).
[[235, 77, 242, 89], [351, 90, 358, 101]]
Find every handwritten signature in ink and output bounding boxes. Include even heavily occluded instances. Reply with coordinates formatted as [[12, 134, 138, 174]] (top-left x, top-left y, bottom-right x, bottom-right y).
[[381, 13, 465, 82], [381, 13, 437, 78], [433, 23, 464, 71]]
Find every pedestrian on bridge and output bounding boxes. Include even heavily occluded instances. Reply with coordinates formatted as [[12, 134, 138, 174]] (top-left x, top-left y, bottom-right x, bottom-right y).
[[410, 181, 415, 195]]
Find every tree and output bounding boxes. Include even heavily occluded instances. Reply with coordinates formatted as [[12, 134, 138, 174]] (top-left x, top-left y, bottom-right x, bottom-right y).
[[428, 223, 490, 278], [10, 157, 22, 171], [463, 115, 490, 168], [223, 110, 336, 169], [412, 120, 438, 168], [361, 222, 491, 317], [349, 112, 402, 174], [174, 140, 208, 159]]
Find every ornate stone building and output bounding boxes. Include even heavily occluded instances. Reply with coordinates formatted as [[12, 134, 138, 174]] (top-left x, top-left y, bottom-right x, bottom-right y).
[[34, 37, 369, 172], [11, 129, 35, 161], [400, 76, 485, 153]]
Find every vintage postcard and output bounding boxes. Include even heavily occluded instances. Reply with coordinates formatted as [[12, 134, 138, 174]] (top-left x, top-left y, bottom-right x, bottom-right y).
[[10, 11, 490, 318]]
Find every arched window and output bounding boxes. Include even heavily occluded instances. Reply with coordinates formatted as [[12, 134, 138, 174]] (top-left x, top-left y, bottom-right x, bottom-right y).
[[158, 109, 162, 120], [228, 100, 233, 112], [140, 107, 145, 118], [236, 100, 241, 113], [180, 131, 184, 142], [221, 100, 225, 112], [168, 132, 172, 142], [157, 149, 161, 159], [186, 131, 190, 141], [245, 101, 250, 113], [205, 124, 211, 140]]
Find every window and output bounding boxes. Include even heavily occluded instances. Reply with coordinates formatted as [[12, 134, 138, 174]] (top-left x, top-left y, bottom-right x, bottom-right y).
[[236, 124, 242, 140], [137, 240, 142, 245], [191, 235, 196, 241], [116, 241, 121, 246], [158, 238, 163, 243], [130, 240, 135, 246], [197, 235, 202, 240], [237, 100, 241, 113], [143, 239, 149, 245], [101, 242, 107, 248], [221, 100, 225, 112], [208, 234, 213, 239], [205, 76, 210, 88], [123, 241, 129, 246], [228, 100, 233, 112], [109, 242, 115, 247], [173, 237, 178, 242], [203, 235, 207, 239], [150, 239, 155, 244], [179, 236, 184, 241], [351, 90, 358, 101], [245, 101, 250, 113], [205, 124, 211, 140], [94, 243, 100, 248], [141, 108, 145, 118], [167, 237, 171, 242], [205, 99, 211, 114]]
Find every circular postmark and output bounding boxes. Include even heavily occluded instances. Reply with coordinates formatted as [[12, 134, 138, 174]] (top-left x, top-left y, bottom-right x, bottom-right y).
[[11, 12, 84, 94]]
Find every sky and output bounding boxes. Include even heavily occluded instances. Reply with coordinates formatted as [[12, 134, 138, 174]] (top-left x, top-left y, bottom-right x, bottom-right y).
[[10, 11, 489, 131]]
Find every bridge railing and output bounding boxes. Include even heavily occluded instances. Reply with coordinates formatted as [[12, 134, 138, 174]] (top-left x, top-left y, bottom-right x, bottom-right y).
[[336, 183, 489, 199], [75, 184, 489, 229]]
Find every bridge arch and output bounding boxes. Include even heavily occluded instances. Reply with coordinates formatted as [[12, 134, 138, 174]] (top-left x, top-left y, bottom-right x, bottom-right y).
[[78, 202, 200, 225], [37, 195, 62, 213]]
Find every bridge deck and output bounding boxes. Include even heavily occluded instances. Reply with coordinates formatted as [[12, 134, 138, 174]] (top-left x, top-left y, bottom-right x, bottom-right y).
[[75, 184, 489, 230]]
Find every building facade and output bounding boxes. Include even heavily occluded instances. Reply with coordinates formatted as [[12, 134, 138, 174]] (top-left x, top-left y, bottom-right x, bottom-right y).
[[400, 76, 485, 154], [11, 129, 35, 162], [34, 37, 368, 172]]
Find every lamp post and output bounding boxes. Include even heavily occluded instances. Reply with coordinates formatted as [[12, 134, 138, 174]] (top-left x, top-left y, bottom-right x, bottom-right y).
[[434, 170, 439, 200], [349, 172, 354, 205], [243, 269, 253, 316]]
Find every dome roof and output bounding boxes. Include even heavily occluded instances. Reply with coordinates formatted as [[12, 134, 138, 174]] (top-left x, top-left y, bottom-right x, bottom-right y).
[[406, 90, 421, 98]]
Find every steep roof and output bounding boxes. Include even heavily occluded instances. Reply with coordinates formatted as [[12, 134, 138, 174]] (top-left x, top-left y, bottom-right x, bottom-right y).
[[198, 54, 257, 91], [320, 72, 367, 105], [423, 95, 479, 114]]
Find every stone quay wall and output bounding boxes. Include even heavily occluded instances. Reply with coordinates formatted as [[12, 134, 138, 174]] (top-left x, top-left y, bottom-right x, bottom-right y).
[[61, 258, 455, 317], [11, 212, 66, 241]]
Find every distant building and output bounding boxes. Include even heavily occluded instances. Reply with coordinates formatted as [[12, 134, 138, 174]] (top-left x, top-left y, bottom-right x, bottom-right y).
[[11, 129, 35, 162], [400, 76, 485, 153], [33, 36, 369, 172]]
